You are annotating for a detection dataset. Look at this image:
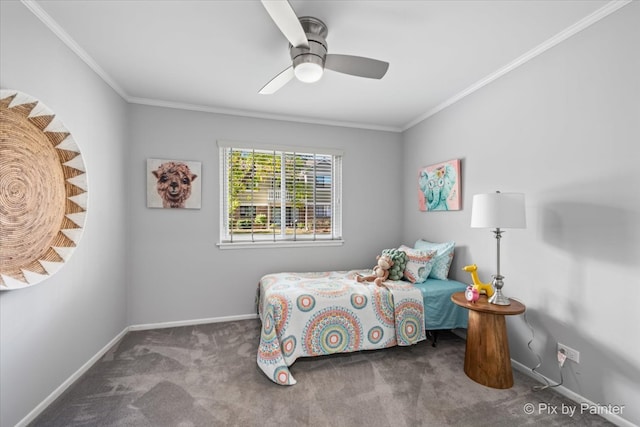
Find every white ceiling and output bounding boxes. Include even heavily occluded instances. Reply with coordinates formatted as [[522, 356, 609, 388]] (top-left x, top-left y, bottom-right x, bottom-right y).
[[26, 0, 624, 132]]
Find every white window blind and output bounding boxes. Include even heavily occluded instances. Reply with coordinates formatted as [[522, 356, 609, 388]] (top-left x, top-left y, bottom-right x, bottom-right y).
[[218, 142, 342, 247]]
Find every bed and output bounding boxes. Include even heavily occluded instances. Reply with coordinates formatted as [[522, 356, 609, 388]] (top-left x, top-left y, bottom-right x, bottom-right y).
[[414, 278, 469, 332], [256, 268, 469, 385]]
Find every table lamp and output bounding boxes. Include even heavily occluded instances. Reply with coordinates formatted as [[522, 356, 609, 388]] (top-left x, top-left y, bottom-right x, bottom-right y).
[[470, 191, 526, 305]]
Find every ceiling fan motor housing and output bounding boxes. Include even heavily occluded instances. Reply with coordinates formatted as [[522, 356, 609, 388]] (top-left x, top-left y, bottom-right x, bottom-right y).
[[290, 17, 328, 71]]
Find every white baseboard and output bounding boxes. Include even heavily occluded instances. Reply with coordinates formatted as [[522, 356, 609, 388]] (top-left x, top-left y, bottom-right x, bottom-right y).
[[16, 313, 259, 426], [15, 326, 129, 427], [511, 359, 637, 427], [128, 313, 259, 331]]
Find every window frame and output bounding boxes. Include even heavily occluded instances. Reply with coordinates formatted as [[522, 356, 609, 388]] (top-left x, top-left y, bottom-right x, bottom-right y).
[[217, 140, 344, 249]]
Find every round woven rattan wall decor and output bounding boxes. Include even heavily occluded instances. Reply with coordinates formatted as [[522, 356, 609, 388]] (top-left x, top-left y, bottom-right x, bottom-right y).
[[0, 89, 87, 290]]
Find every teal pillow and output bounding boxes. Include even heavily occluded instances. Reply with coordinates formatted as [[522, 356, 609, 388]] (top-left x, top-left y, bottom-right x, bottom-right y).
[[414, 240, 455, 280]]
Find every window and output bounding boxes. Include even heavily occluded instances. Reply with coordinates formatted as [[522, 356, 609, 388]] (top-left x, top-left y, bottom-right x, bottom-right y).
[[218, 141, 343, 247], [315, 175, 331, 188]]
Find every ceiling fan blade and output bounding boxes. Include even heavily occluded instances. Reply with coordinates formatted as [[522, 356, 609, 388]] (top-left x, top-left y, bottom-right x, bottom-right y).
[[325, 54, 389, 79], [259, 66, 295, 94], [261, 0, 309, 48]]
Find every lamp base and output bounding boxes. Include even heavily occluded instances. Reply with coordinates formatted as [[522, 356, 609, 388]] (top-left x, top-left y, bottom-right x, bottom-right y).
[[489, 274, 510, 305], [488, 288, 511, 306]]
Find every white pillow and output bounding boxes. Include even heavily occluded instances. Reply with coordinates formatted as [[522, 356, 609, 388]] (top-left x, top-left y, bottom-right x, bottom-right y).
[[399, 245, 437, 284]]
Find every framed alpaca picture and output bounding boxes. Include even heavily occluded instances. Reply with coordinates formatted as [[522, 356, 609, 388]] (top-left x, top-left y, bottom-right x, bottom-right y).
[[418, 159, 461, 211], [147, 158, 202, 209]]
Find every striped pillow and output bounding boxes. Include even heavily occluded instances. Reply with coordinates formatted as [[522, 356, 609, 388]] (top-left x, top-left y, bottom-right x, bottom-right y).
[[399, 245, 437, 284]]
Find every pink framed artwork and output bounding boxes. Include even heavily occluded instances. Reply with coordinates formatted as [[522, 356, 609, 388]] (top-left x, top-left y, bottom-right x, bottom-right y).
[[418, 159, 461, 211]]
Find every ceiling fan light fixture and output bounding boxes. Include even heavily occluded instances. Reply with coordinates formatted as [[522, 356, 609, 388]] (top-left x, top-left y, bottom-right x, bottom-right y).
[[291, 27, 327, 84], [294, 61, 323, 83], [260, 3, 389, 94]]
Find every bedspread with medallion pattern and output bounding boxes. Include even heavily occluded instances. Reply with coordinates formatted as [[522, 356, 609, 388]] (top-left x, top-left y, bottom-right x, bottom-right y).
[[257, 270, 426, 385]]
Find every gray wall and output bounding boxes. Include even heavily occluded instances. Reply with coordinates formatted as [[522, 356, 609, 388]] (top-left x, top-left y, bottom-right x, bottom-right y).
[[2, 1, 639, 426], [402, 3, 639, 425], [0, 2, 129, 427], [127, 105, 402, 325]]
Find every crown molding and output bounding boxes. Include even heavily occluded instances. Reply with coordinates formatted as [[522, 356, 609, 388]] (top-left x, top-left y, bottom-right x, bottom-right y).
[[19, 0, 401, 133], [21, 0, 129, 101], [401, 0, 632, 131], [127, 96, 402, 133], [21, 0, 630, 134]]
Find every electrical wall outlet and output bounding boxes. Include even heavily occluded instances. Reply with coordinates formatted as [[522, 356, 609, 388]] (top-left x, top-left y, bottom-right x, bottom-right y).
[[558, 343, 580, 363]]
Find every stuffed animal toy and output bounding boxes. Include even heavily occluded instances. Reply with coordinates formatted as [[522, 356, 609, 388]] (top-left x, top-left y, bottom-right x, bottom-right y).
[[462, 264, 495, 297], [357, 254, 394, 287]]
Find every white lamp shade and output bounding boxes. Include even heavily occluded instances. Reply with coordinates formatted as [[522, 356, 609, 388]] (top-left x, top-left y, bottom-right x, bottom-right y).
[[471, 192, 526, 229]]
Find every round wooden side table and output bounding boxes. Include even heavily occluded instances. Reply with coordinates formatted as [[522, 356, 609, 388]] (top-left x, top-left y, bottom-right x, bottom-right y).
[[451, 291, 525, 389]]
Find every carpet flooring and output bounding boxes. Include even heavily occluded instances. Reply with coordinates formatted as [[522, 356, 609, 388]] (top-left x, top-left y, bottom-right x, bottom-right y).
[[30, 319, 613, 427]]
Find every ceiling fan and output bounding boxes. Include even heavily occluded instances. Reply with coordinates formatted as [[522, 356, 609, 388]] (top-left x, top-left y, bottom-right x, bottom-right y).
[[259, 0, 390, 94]]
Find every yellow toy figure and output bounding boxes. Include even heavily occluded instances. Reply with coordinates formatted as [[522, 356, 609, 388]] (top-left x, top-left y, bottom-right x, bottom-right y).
[[462, 264, 495, 297]]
